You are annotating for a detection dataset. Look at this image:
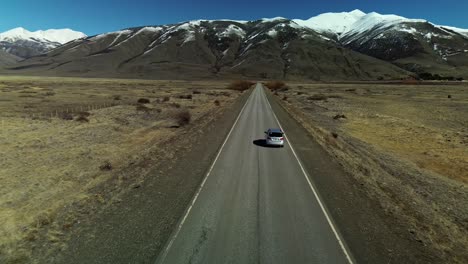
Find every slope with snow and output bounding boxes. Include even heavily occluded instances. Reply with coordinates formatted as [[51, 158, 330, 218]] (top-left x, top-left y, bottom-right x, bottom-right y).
[[0, 27, 86, 58], [0, 27, 86, 44], [293, 9, 366, 35]]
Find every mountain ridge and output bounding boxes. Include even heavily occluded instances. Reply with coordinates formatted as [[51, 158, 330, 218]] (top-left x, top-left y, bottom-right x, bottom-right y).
[[1, 10, 467, 80]]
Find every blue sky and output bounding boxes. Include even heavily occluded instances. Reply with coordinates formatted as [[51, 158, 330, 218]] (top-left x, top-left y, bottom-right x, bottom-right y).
[[1, 0, 467, 35]]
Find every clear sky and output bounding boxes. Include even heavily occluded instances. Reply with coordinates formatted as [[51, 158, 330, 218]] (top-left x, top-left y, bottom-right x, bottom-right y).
[[1, 0, 467, 35]]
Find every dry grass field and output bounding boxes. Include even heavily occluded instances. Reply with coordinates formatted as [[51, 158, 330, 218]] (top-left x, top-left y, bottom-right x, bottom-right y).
[[270, 81, 468, 263], [0, 76, 242, 262]]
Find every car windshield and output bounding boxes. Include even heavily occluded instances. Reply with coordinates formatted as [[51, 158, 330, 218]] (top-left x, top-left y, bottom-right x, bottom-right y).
[[269, 132, 283, 137]]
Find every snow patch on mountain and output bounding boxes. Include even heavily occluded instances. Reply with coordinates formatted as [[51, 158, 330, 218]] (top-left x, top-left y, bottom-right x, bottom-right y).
[[437, 25, 468, 37], [293, 9, 365, 34], [219, 24, 246, 38], [341, 12, 426, 40]]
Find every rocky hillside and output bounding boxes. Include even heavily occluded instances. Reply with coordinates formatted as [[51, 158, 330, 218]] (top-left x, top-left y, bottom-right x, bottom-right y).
[[295, 10, 468, 79], [0, 50, 19, 66], [3, 19, 408, 80], [2, 10, 467, 80]]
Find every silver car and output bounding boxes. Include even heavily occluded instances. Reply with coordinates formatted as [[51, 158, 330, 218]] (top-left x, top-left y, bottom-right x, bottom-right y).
[[264, 128, 284, 147]]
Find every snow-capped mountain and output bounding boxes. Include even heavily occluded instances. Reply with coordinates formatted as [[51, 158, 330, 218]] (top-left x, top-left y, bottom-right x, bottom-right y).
[[3, 10, 468, 80], [0, 27, 86, 58], [294, 10, 468, 77], [5, 19, 408, 80]]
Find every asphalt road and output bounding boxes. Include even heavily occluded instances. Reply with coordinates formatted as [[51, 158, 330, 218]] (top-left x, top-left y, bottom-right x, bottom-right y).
[[155, 84, 354, 264]]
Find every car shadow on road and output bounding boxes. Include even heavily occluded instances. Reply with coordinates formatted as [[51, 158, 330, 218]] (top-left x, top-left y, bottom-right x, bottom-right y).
[[253, 139, 282, 148]]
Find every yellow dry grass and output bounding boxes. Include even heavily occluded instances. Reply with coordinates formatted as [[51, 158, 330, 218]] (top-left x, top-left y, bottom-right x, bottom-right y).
[[0, 76, 236, 260], [284, 82, 468, 183]]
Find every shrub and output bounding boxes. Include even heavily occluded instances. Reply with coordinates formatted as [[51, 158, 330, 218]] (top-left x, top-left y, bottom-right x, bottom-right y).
[[192, 90, 201, 94], [282, 96, 288, 101], [333, 114, 347, 120], [163, 96, 170, 102], [214, 100, 220, 106], [113, 95, 121, 100], [448, 95, 452, 99], [227, 80, 254, 91], [99, 161, 112, 171], [45, 91, 55, 96], [179, 94, 193, 99], [137, 98, 150, 104], [75, 111, 91, 122], [76, 115, 89, 122], [170, 103, 181, 108], [174, 110, 191, 126], [307, 94, 328, 101], [265, 81, 287, 91]]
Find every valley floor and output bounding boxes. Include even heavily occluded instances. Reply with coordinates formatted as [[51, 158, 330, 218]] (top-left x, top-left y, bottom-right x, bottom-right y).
[[0, 76, 242, 263]]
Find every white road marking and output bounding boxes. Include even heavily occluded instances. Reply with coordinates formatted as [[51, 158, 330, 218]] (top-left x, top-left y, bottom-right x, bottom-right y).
[[156, 89, 253, 263], [263, 85, 355, 264]]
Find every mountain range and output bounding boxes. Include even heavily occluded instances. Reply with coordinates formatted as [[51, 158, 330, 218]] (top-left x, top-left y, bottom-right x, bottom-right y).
[[1, 10, 467, 80]]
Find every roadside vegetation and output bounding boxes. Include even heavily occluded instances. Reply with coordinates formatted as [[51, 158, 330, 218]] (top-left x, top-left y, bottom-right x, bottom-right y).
[[272, 82, 468, 263], [0, 76, 238, 263], [227, 80, 255, 92]]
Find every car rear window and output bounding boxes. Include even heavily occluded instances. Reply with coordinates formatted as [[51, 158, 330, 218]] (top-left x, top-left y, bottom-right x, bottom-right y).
[[269, 132, 283, 137]]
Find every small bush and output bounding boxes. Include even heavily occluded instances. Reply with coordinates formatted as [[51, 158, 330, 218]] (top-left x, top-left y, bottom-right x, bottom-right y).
[[297, 92, 304, 95], [282, 96, 288, 101], [179, 94, 193, 100], [137, 98, 150, 104], [274, 91, 279, 96], [113, 95, 121, 100], [170, 103, 181, 108], [307, 94, 328, 101], [333, 114, 347, 120], [99, 161, 112, 171], [192, 90, 201, 94], [76, 116, 89, 122], [332, 132, 339, 138], [265, 81, 287, 91], [174, 110, 191, 126], [214, 100, 220, 106], [163, 96, 170, 102], [228, 80, 254, 92], [45, 91, 55, 96], [448, 95, 452, 99]]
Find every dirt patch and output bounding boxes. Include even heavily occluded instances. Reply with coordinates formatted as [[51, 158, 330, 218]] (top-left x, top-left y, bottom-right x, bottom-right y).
[[270, 82, 468, 263]]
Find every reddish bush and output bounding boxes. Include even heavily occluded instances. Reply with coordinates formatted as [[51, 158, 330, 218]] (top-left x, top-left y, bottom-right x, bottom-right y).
[[227, 80, 254, 91]]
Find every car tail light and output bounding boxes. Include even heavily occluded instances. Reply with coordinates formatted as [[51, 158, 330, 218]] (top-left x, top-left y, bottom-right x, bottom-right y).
[[280, 137, 284, 140]]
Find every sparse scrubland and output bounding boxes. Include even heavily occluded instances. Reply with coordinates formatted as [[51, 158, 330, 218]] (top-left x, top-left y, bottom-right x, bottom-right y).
[[0, 76, 244, 262], [270, 81, 468, 263]]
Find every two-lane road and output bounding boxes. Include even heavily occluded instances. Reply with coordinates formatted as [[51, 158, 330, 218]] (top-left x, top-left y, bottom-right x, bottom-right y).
[[156, 84, 354, 264]]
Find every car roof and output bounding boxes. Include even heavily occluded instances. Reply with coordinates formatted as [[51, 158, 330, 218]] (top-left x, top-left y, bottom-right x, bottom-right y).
[[268, 128, 283, 133]]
